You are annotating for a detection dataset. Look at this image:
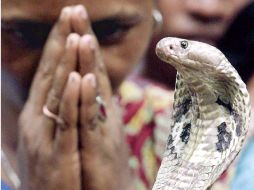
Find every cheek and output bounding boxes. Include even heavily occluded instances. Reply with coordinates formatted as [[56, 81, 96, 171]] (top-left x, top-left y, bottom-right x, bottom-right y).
[[158, 0, 188, 35], [102, 39, 144, 90], [2, 37, 41, 89], [224, 0, 249, 19], [103, 17, 153, 90]]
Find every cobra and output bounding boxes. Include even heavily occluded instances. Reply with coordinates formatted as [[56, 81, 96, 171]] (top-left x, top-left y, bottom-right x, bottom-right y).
[[153, 37, 251, 190]]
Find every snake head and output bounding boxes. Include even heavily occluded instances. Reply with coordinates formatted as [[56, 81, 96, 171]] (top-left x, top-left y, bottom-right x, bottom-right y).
[[156, 37, 191, 68], [156, 37, 225, 72]]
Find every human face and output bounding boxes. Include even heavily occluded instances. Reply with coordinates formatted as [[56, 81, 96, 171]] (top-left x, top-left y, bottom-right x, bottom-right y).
[[2, 0, 154, 93], [157, 0, 249, 45]]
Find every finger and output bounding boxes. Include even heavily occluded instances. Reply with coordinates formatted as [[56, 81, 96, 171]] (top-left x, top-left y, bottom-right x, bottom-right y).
[[40, 33, 80, 140], [80, 73, 99, 147], [78, 35, 95, 76], [46, 33, 80, 115], [54, 72, 81, 154], [28, 7, 73, 112], [71, 5, 91, 35], [79, 35, 112, 102]]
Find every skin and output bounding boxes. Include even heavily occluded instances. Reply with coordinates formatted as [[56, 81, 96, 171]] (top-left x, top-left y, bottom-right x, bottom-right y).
[[2, 0, 154, 189], [2, 0, 153, 91], [143, 0, 250, 89], [157, 0, 250, 45]]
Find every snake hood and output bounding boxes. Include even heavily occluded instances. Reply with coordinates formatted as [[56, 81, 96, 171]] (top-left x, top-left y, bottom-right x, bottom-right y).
[[153, 37, 251, 190]]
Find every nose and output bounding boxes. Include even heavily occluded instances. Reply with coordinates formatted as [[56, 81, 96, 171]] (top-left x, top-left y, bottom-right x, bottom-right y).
[[185, 0, 224, 22]]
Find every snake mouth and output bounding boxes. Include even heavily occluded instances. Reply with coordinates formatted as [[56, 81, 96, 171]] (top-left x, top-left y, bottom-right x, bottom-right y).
[[156, 45, 179, 67], [156, 38, 180, 67]]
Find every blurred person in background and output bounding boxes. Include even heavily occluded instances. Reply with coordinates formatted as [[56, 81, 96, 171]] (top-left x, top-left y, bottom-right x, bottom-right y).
[[142, 0, 254, 189], [2, 0, 172, 189], [143, 0, 251, 89]]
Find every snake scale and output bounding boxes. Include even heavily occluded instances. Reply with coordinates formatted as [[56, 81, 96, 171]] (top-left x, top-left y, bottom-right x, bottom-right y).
[[153, 37, 251, 190]]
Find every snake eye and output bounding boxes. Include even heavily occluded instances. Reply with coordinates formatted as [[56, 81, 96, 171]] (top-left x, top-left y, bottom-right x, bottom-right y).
[[180, 40, 188, 49]]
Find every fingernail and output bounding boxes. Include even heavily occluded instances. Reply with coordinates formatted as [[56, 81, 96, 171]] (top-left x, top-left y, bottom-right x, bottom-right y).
[[66, 36, 74, 48], [69, 72, 79, 83], [66, 33, 79, 48], [60, 7, 71, 19], [84, 73, 96, 87], [75, 5, 88, 20], [81, 35, 96, 50]]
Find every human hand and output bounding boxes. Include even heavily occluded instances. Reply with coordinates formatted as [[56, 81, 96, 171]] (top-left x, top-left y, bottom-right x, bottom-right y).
[[18, 6, 135, 189], [17, 6, 82, 190], [70, 6, 135, 190], [18, 4, 135, 190]]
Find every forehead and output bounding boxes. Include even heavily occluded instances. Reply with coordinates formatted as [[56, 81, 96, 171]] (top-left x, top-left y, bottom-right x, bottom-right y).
[[2, 0, 152, 21]]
